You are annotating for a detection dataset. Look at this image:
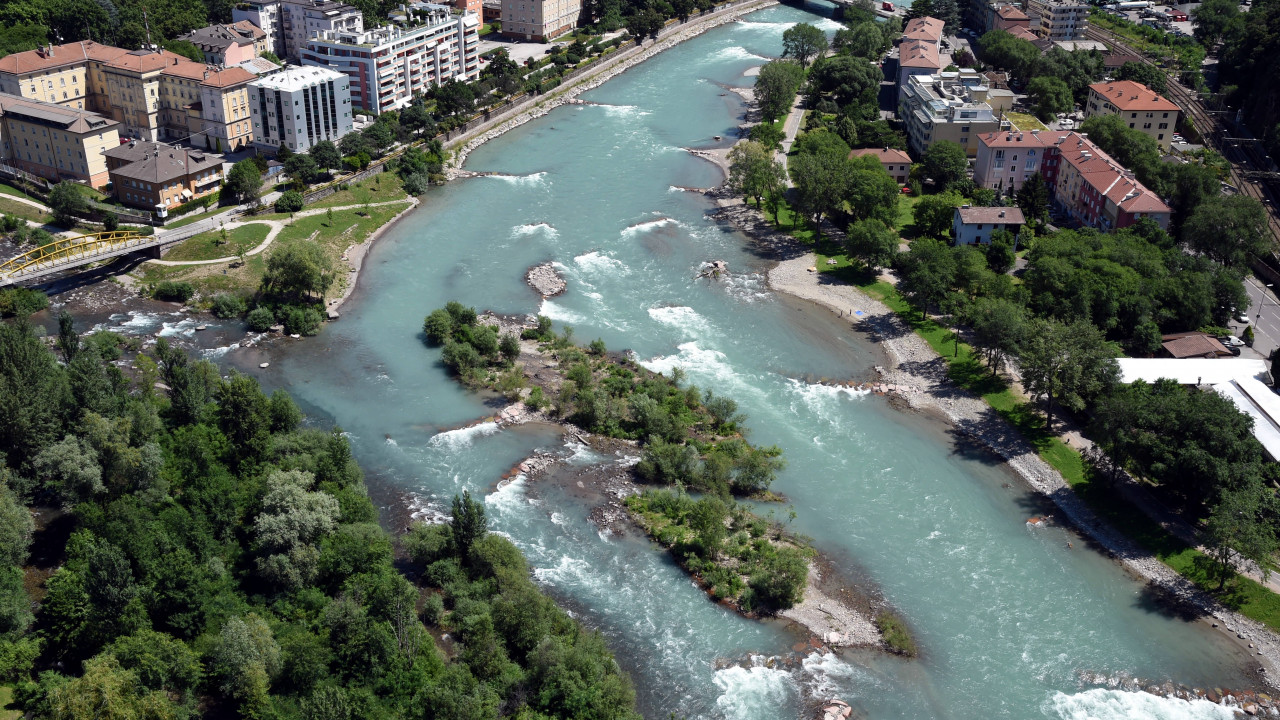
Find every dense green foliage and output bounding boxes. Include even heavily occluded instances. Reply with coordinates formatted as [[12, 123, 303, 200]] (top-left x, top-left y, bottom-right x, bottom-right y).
[[754, 61, 806, 122], [422, 303, 522, 388], [0, 318, 639, 719]]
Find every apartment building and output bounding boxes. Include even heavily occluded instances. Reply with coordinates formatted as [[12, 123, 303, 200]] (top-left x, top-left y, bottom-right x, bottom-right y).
[[1055, 133, 1170, 229], [105, 141, 223, 213], [233, 0, 284, 55], [0, 41, 129, 113], [898, 70, 1012, 158], [992, 4, 1030, 31], [1085, 80, 1180, 150], [902, 16, 944, 44], [501, 0, 581, 42], [849, 147, 913, 184], [1027, 0, 1089, 41], [895, 17, 945, 96], [952, 205, 1025, 244], [158, 65, 257, 151], [973, 128, 1071, 193], [281, 0, 365, 61], [249, 65, 353, 152], [179, 21, 270, 66], [0, 92, 120, 188], [302, 3, 480, 113]]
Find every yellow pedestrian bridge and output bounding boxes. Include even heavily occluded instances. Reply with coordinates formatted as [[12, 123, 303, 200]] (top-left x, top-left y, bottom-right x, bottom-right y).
[[0, 229, 165, 287]]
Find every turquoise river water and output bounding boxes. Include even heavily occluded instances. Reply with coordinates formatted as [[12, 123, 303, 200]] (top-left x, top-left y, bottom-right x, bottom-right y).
[[189, 4, 1263, 718]]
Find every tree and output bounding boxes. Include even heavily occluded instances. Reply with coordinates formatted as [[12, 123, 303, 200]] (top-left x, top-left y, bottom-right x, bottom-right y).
[[977, 30, 1039, 81], [362, 122, 394, 153], [895, 238, 956, 315], [1115, 60, 1168, 95], [844, 154, 901, 226], [285, 154, 319, 185], [274, 190, 305, 214], [1015, 172, 1050, 227], [921, 140, 968, 188], [1017, 318, 1119, 430], [1203, 477, 1280, 589], [625, 8, 664, 42], [48, 182, 87, 226], [1193, 0, 1240, 46], [33, 435, 103, 507], [224, 159, 262, 204], [262, 242, 335, 301], [913, 191, 965, 239], [726, 141, 785, 208], [338, 132, 371, 159], [400, 102, 436, 139], [846, 218, 898, 271], [451, 491, 487, 561], [788, 150, 849, 233], [162, 38, 204, 62], [0, 484, 32, 567], [965, 296, 1026, 371], [46, 655, 179, 720], [807, 54, 879, 107], [1026, 76, 1073, 122], [308, 140, 341, 173], [1182, 195, 1270, 270], [754, 60, 805, 122], [933, 0, 959, 33], [834, 22, 882, 57], [782, 22, 828, 68], [211, 613, 281, 710]]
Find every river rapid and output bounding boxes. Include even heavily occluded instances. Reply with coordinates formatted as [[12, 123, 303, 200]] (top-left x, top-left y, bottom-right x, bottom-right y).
[[165, 3, 1260, 718]]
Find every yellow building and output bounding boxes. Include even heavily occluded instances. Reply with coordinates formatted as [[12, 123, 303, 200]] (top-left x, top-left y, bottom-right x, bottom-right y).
[[0, 41, 129, 113], [162, 65, 256, 151], [1085, 80, 1181, 151], [0, 92, 121, 188]]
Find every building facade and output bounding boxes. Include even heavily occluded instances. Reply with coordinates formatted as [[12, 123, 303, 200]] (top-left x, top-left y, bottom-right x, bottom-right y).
[[501, 0, 581, 41], [249, 65, 353, 152], [179, 21, 270, 66], [0, 92, 120, 188], [898, 70, 1012, 158], [1054, 134, 1170, 229], [0, 41, 129, 113], [1027, 0, 1089, 41], [952, 205, 1025, 244], [105, 141, 223, 213], [849, 147, 913, 184], [280, 0, 365, 62], [1085, 80, 1181, 150], [302, 3, 480, 113], [973, 128, 1070, 194], [232, 0, 284, 55]]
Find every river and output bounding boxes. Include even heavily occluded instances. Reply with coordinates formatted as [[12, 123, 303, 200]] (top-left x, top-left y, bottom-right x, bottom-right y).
[[192, 3, 1264, 718]]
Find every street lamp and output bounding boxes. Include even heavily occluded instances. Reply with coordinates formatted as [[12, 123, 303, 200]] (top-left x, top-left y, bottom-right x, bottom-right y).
[[1258, 283, 1274, 323]]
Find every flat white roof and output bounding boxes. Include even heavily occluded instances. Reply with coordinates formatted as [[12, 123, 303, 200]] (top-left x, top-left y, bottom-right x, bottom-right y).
[[251, 65, 346, 91], [1213, 378, 1280, 459], [1116, 357, 1269, 386]]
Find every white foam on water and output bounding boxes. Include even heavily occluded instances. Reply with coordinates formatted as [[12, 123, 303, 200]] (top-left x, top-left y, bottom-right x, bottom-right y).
[[599, 103, 650, 117], [488, 171, 547, 185], [406, 493, 451, 524], [532, 554, 592, 585], [93, 311, 169, 334], [485, 473, 529, 516], [648, 305, 713, 339], [1044, 689, 1240, 720], [512, 222, 559, 238], [785, 378, 871, 427], [573, 250, 630, 275], [537, 297, 585, 323], [710, 45, 771, 62], [620, 217, 677, 239], [799, 651, 877, 700], [427, 421, 501, 449], [158, 318, 202, 338], [565, 439, 608, 465], [549, 511, 567, 527], [722, 272, 771, 303], [712, 663, 797, 719]]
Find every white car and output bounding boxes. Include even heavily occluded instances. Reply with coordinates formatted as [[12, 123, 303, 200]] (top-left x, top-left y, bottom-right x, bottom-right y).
[[1222, 335, 1246, 347], [1237, 311, 1251, 324]]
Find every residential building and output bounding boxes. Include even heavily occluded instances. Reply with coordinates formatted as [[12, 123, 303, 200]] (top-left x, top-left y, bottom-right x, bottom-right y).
[[1027, 0, 1089, 41], [238, 57, 285, 75], [178, 21, 270, 66], [978, 2, 1030, 33], [1085, 80, 1180, 150], [902, 16, 944, 44], [232, 0, 284, 55], [0, 41, 129, 113], [898, 70, 1012, 158], [0, 92, 120, 188], [952, 205, 1025, 244], [190, 67, 257, 151], [280, 0, 365, 61], [249, 65, 353, 152], [302, 3, 480, 113], [452, 0, 483, 16], [1161, 332, 1232, 358], [850, 147, 912, 184], [105, 141, 223, 214], [1008, 26, 1039, 42], [501, 0, 581, 41], [1054, 132, 1171, 229], [897, 40, 945, 91], [973, 128, 1071, 194], [482, 0, 502, 21]]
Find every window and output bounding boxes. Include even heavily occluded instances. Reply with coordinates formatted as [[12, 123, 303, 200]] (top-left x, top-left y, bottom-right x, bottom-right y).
[[961, 126, 970, 132], [1162, 112, 1168, 118], [1129, 123, 1135, 128], [1130, 112, 1137, 119], [1143, 123, 1151, 129], [1158, 122, 1168, 129], [1158, 133, 1164, 140]]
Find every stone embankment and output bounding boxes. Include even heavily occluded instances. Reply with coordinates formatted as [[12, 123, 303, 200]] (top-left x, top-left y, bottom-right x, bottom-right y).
[[446, 0, 779, 174], [526, 263, 566, 297]]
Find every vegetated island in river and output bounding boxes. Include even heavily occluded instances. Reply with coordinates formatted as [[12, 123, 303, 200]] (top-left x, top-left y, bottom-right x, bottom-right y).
[[420, 301, 914, 656]]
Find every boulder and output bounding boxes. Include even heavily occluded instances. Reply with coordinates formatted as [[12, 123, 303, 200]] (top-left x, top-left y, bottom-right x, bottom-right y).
[[527, 263, 567, 297]]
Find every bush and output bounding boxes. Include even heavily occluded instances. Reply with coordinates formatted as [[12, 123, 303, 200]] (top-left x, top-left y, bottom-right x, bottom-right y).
[[0, 288, 49, 317], [280, 305, 323, 335], [210, 294, 248, 319], [247, 306, 276, 331], [423, 309, 454, 344], [747, 547, 808, 611], [875, 611, 917, 655], [102, 212, 119, 231], [153, 281, 195, 302], [275, 190, 305, 213]]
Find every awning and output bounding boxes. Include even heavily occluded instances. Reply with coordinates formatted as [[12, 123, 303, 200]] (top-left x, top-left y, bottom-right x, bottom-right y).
[[181, 188, 193, 198]]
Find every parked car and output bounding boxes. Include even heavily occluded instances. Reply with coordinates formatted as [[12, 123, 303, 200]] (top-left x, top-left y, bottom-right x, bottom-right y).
[[1237, 311, 1251, 324], [1221, 335, 1246, 347]]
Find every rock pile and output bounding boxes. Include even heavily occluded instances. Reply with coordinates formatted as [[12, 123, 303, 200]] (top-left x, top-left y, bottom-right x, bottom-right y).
[[526, 263, 566, 297], [697, 259, 729, 279], [819, 699, 853, 720]]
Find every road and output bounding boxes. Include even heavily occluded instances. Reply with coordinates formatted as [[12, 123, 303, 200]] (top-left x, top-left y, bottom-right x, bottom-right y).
[[1241, 275, 1280, 359]]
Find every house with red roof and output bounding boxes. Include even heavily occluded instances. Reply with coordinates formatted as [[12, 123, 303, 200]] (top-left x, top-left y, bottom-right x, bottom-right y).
[[1085, 80, 1181, 150]]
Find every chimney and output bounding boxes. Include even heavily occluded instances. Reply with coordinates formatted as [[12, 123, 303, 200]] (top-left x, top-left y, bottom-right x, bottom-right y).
[[48, 44, 54, 56], [998, 210, 1005, 217]]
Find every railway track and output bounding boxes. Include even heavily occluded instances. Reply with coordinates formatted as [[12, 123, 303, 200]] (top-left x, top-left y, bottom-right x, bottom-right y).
[[1085, 25, 1280, 244]]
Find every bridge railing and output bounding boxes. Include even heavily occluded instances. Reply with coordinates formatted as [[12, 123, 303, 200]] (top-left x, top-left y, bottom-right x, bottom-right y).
[[0, 230, 155, 284]]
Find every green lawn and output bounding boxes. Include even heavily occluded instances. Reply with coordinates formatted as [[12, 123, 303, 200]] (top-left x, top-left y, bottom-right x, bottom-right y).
[[310, 173, 409, 209], [1006, 112, 1049, 132], [161, 223, 271, 263], [71, 183, 109, 202], [165, 207, 232, 229], [0, 686, 18, 720], [0, 196, 53, 225], [0, 182, 41, 202]]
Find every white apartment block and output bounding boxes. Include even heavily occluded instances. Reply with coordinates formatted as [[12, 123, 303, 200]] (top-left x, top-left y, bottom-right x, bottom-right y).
[[501, 0, 580, 42], [280, 0, 365, 62], [232, 0, 284, 55], [898, 70, 1013, 158], [249, 65, 353, 151], [302, 3, 480, 113], [1027, 0, 1089, 41]]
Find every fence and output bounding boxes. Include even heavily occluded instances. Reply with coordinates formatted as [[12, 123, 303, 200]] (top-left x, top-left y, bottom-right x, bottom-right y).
[[0, 163, 157, 225]]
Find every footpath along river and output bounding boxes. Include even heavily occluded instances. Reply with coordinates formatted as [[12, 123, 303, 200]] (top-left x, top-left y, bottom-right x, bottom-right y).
[[231, 3, 1259, 718]]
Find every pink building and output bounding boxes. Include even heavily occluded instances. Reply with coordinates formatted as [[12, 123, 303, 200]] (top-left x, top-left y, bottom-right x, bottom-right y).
[[973, 129, 1070, 195]]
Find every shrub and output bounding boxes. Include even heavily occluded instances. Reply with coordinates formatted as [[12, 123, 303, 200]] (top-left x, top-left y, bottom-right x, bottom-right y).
[[402, 172, 430, 196], [423, 309, 454, 344], [589, 338, 607, 355], [875, 611, 917, 656], [153, 281, 195, 302], [0, 288, 49, 317], [746, 546, 807, 611], [102, 212, 119, 231], [275, 190, 305, 213], [247, 306, 276, 331], [525, 386, 546, 410], [441, 341, 482, 372], [210, 294, 248, 319], [280, 305, 323, 335]]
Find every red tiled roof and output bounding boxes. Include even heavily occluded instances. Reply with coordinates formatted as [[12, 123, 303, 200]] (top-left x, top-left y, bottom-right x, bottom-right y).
[[1058, 132, 1171, 215], [105, 49, 192, 74], [903, 17, 944, 43], [850, 147, 912, 165], [977, 129, 1071, 149], [998, 5, 1029, 20], [900, 39, 942, 69], [1009, 26, 1038, 41], [956, 206, 1026, 225], [1162, 333, 1230, 358], [1088, 80, 1179, 112], [0, 41, 129, 75]]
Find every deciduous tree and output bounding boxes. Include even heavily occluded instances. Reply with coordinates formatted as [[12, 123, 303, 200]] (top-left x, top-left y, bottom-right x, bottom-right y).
[[782, 22, 828, 68], [1017, 318, 1119, 430]]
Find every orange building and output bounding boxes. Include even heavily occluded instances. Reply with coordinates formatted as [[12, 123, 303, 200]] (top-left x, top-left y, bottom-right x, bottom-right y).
[[105, 141, 223, 214]]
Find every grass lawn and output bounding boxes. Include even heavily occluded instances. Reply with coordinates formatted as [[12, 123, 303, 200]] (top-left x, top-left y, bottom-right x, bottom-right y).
[[138, 203, 409, 299], [71, 184, 109, 202], [1006, 112, 1049, 132], [161, 223, 271, 263], [165, 207, 233, 229], [479, 21, 499, 35], [0, 197, 54, 225], [311, 173, 409, 209], [0, 182, 41, 202], [0, 686, 18, 720]]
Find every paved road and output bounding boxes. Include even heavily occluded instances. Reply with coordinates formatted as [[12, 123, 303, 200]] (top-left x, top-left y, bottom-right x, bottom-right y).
[[1240, 276, 1280, 359]]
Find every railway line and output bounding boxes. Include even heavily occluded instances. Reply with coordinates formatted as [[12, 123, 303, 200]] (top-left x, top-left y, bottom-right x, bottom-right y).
[[1085, 24, 1280, 244]]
